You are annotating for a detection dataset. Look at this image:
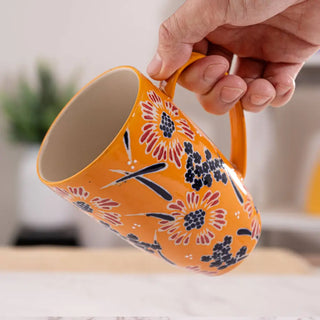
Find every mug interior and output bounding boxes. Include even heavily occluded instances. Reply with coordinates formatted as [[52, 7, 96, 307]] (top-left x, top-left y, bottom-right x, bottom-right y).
[[38, 68, 139, 183]]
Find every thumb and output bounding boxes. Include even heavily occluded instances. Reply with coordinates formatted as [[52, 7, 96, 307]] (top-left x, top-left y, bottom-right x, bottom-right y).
[[147, 0, 224, 80], [147, 0, 301, 80]]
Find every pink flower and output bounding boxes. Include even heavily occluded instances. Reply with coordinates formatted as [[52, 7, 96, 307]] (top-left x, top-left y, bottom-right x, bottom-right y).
[[159, 190, 227, 246], [140, 90, 195, 168], [244, 198, 254, 218], [54, 186, 122, 226], [251, 215, 261, 240]]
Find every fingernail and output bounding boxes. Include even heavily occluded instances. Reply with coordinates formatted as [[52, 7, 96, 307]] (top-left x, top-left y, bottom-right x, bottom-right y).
[[250, 94, 271, 106], [204, 64, 228, 82], [277, 84, 292, 96], [220, 87, 244, 103], [147, 53, 163, 76]]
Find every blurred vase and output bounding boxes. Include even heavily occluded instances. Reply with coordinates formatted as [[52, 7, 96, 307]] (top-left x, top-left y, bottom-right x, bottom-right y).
[[17, 144, 75, 230]]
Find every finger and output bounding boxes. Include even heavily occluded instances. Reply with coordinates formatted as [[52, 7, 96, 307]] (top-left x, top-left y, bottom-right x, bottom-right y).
[[197, 74, 247, 115], [207, 43, 234, 65], [178, 55, 229, 95], [193, 39, 209, 55], [147, 0, 224, 80], [240, 78, 276, 112], [234, 57, 266, 83], [263, 62, 303, 107]]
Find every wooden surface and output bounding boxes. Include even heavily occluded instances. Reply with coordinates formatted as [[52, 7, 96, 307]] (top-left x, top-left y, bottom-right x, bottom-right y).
[[0, 246, 314, 274]]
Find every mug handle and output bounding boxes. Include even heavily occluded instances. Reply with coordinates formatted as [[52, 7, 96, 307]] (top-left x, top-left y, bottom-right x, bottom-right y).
[[161, 52, 247, 178]]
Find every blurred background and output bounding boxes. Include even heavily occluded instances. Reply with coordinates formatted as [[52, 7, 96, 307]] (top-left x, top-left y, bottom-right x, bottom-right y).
[[0, 0, 319, 259]]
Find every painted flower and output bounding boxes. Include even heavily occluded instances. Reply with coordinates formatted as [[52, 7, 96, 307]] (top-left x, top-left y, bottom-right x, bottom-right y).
[[250, 215, 261, 240], [243, 196, 261, 240], [201, 235, 248, 270], [244, 198, 254, 218], [57, 186, 122, 226], [52, 186, 73, 200], [140, 90, 195, 168], [158, 190, 227, 246]]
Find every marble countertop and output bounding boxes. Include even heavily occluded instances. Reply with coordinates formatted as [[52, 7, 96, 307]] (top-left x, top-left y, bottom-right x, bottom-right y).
[[1, 272, 320, 317], [2, 317, 320, 320]]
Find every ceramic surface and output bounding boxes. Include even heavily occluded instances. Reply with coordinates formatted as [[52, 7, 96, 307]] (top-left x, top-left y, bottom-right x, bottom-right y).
[[37, 53, 261, 275]]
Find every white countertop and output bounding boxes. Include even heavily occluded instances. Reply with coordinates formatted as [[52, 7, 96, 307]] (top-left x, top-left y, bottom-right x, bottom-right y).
[[1, 272, 320, 317]]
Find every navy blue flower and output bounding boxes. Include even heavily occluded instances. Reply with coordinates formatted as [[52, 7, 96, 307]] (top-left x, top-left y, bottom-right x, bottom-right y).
[[214, 242, 223, 251], [221, 172, 228, 184], [222, 253, 232, 263], [202, 161, 209, 174], [221, 246, 230, 255], [214, 159, 221, 168], [184, 142, 193, 155], [208, 160, 216, 171], [223, 235, 232, 245], [201, 255, 212, 262], [201, 235, 248, 270], [126, 233, 162, 253], [186, 157, 194, 169], [194, 164, 203, 177], [202, 174, 213, 187], [212, 251, 221, 260], [73, 201, 93, 213], [205, 149, 212, 160], [185, 168, 195, 183], [238, 246, 247, 257], [210, 260, 223, 268], [192, 178, 203, 191], [127, 233, 139, 241], [214, 170, 222, 182], [193, 152, 202, 164]]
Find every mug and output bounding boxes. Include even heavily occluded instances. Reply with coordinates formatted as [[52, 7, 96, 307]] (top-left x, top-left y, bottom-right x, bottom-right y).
[[37, 52, 261, 275]]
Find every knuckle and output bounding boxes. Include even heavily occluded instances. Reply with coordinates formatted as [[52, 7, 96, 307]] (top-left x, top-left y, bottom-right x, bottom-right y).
[[159, 13, 186, 45], [159, 20, 174, 44], [159, 16, 181, 44]]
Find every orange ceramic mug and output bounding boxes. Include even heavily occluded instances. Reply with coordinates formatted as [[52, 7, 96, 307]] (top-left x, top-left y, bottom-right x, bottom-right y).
[[37, 52, 261, 276]]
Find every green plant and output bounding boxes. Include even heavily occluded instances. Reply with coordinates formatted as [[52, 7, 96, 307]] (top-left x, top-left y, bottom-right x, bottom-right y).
[[0, 61, 77, 143]]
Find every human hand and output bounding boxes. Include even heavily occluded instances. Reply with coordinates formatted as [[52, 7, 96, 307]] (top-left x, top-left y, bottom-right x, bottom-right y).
[[147, 0, 320, 114]]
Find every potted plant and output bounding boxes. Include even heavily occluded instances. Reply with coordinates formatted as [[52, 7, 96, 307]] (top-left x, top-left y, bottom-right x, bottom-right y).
[[0, 61, 79, 244], [1, 61, 75, 144]]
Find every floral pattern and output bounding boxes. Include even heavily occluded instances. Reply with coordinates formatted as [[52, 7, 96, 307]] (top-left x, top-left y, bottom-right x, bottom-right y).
[[55, 186, 123, 226], [250, 215, 261, 240], [140, 90, 195, 168], [244, 198, 254, 218], [100, 222, 175, 264], [184, 142, 228, 191], [237, 216, 261, 241], [158, 190, 227, 246], [201, 235, 248, 270]]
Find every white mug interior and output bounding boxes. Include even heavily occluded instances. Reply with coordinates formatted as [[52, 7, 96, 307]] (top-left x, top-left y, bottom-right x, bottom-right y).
[[38, 68, 139, 183]]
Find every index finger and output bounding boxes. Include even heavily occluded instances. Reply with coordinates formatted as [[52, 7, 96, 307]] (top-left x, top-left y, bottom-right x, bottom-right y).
[[147, 0, 224, 80]]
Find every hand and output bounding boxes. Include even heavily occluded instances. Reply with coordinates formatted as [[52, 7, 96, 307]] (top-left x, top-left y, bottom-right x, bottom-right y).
[[147, 0, 320, 114]]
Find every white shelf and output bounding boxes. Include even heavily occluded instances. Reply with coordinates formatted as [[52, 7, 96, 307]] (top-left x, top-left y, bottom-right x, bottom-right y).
[[261, 208, 320, 232]]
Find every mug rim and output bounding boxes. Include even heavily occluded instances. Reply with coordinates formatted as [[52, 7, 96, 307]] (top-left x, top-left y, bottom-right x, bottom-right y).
[[37, 65, 145, 186]]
